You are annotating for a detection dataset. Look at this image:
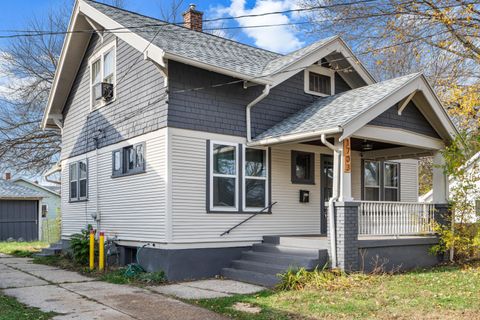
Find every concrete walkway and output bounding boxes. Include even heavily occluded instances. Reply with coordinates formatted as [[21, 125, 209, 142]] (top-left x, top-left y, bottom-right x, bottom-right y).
[[0, 255, 230, 320]]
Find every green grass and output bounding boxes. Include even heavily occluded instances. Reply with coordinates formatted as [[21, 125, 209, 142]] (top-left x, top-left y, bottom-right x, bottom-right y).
[[194, 263, 480, 320], [0, 294, 56, 320], [0, 242, 48, 257]]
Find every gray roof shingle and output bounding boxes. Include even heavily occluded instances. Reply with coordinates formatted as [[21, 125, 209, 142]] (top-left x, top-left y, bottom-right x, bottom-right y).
[[84, 1, 338, 79], [0, 179, 43, 199], [254, 73, 421, 140]]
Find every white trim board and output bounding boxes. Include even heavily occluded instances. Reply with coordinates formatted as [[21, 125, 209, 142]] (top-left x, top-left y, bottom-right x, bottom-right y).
[[353, 125, 445, 150]]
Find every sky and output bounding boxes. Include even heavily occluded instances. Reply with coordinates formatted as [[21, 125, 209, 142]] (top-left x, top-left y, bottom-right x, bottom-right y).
[[0, 0, 323, 54]]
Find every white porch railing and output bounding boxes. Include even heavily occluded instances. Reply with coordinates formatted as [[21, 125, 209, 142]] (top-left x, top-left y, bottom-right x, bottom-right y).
[[358, 201, 436, 236]]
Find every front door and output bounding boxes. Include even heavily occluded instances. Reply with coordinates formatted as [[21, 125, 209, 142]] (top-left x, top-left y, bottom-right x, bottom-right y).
[[320, 155, 333, 235]]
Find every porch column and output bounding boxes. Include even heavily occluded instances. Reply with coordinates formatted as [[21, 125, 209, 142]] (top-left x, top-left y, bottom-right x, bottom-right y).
[[334, 138, 353, 201], [432, 151, 449, 203], [332, 201, 359, 271]]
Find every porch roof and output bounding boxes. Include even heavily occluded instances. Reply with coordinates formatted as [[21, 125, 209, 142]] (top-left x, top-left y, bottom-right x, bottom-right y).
[[252, 73, 457, 146]]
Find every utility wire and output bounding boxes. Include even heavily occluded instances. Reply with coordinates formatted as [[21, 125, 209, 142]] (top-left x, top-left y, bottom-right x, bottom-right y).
[[0, 0, 475, 39]]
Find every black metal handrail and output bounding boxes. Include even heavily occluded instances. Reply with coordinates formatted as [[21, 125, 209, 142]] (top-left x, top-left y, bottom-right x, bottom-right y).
[[220, 202, 277, 237]]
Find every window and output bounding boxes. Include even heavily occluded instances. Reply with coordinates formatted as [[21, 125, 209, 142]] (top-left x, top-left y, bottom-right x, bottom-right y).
[[70, 160, 88, 201], [243, 147, 268, 210], [304, 65, 335, 96], [90, 42, 116, 109], [364, 160, 380, 201], [210, 142, 238, 211], [112, 142, 146, 177], [41, 204, 48, 218], [363, 160, 400, 201], [384, 162, 399, 201], [291, 151, 315, 184]]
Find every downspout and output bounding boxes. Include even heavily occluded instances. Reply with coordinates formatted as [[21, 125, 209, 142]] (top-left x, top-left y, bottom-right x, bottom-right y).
[[321, 134, 341, 268], [246, 85, 270, 142]]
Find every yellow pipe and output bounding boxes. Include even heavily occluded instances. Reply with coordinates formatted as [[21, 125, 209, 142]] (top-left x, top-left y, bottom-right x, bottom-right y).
[[89, 230, 94, 270], [99, 231, 105, 271]]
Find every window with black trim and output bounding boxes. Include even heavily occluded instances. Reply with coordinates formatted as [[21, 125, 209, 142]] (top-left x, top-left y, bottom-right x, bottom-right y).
[[291, 151, 315, 184], [363, 160, 400, 201], [70, 160, 88, 201], [243, 147, 268, 210], [112, 142, 146, 177], [41, 204, 48, 217], [210, 142, 238, 211]]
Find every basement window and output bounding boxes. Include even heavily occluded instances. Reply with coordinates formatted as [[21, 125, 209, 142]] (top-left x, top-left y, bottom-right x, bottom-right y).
[[304, 65, 335, 97], [112, 142, 146, 177]]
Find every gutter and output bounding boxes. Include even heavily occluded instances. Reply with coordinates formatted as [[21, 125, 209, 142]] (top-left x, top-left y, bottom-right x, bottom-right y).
[[321, 134, 341, 268], [248, 127, 342, 147], [246, 84, 270, 142], [44, 162, 62, 185]]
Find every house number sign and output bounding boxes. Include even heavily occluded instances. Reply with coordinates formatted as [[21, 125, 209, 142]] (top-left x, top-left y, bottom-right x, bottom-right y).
[[343, 138, 351, 173]]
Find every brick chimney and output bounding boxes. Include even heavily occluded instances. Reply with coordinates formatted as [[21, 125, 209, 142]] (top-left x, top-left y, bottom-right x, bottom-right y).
[[183, 4, 203, 32], [5, 172, 11, 181]]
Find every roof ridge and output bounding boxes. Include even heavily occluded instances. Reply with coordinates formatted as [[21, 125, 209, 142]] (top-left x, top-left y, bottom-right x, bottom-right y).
[[83, 0, 283, 57]]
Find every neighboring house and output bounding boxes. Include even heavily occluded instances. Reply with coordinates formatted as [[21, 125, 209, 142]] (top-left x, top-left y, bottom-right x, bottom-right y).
[[12, 178, 61, 221], [42, 0, 457, 285], [420, 151, 480, 219], [0, 179, 43, 241]]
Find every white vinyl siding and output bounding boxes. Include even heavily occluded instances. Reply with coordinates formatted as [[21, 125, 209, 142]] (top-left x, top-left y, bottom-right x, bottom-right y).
[[61, 129, 167, 242], [170, 129, 325, 243]]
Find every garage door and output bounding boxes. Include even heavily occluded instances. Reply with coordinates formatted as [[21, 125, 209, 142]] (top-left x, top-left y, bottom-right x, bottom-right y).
[[0, 200, 38, 241]]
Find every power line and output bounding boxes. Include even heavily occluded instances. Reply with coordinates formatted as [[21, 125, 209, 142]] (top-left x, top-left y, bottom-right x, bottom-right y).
[[1, 0, 474, 39]]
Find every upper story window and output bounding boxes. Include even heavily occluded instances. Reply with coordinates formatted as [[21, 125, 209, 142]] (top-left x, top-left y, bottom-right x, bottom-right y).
[[112, 142, 146, 177], [304, 65, 335, 97], [69, 160, 88, 202], [363, 160, 400, 201], [90, 41, 116, 110]]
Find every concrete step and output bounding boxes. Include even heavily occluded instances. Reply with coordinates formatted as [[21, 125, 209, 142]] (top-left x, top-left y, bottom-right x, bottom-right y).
[[241, 251, 319, 269], [252, 243, 321, 257], [221, 268, 280, 288], [231, 259, 290, 275], [263, 235, 329, 249]]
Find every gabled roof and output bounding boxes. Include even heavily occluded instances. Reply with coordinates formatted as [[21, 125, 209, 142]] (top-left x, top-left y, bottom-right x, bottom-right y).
[[42, 0, 375, 128], [0, 179, 43, 200], [252, 73, 458, 145], [11, 178, 61, 197]]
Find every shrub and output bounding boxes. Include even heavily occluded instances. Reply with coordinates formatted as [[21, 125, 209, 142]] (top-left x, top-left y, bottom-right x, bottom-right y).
[[69, 225, 96, 265], [99, 267, 166, 285]]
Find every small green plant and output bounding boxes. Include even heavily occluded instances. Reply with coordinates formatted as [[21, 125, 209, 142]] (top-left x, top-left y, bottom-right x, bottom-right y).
[[277, 267, 372, 291], [99, 268, 166, 285], [69, 225, 96, 265]]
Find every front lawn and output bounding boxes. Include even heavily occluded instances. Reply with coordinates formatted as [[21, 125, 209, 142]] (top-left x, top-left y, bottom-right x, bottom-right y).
[[0, 294, 56, 320], [194, 263, 480, 320], [0, 241, 48, 257]]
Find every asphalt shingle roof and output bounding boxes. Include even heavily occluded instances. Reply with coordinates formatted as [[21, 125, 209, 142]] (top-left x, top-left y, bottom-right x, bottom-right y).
[[0, 179, 42, 199], [254, 73, 421, 140], [85, 1, 338, 79]]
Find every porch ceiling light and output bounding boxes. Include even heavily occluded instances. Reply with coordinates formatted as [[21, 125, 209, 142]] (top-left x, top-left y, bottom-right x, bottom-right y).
[[361, 141, 373, 151]]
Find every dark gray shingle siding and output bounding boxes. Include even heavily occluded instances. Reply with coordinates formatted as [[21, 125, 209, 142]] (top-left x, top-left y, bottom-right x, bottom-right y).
[[368, 101, 440, 138], [61, 33, 168, 160], [168, 61, 318, 137]]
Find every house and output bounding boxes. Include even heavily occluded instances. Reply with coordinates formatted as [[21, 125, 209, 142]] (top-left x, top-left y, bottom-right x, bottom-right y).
[[420, 151, 480, 220], [0, 176, 43, 241], [42, 0, 457, 285], [10, 177, 61, 221]]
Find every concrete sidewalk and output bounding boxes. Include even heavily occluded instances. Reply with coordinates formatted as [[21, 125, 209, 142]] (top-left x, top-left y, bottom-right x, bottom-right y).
[[0, 255, 229, 320]]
